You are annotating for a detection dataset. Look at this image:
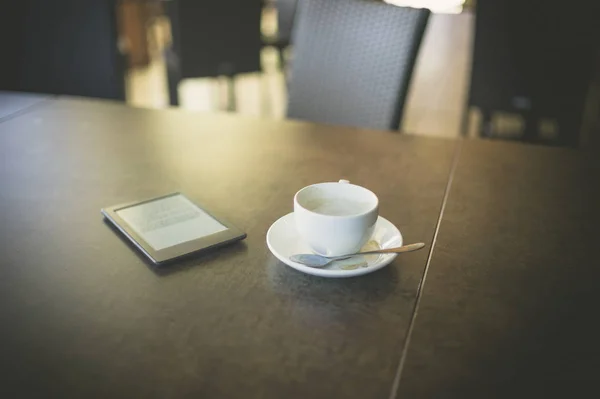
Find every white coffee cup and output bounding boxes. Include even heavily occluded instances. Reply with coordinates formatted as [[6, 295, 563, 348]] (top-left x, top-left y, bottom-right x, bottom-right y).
[[294, 180, 379, 256]]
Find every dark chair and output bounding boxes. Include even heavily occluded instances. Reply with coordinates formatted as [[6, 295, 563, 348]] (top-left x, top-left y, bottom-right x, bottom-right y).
[[274, 0, 299, 65], [165, 0, 263, 107], [465, 0, 598, 147], [286, 0, 430, 131], [0, 0, 125, 100]]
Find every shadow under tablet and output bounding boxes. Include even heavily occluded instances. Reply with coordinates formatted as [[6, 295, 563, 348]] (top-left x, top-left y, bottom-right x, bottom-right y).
[[103, 218, 248, 276]]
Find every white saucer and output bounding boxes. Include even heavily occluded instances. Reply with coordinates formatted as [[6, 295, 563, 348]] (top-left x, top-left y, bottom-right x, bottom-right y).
[[266, 213, 403, 278]]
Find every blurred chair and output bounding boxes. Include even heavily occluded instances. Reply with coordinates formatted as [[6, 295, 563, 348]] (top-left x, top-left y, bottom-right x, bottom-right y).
[[0, 0, 125, 100], [465, 0, 598, 147], [165, 0, 263, 107], [286, 0, 430, 131], [274, 0, 299, 66]]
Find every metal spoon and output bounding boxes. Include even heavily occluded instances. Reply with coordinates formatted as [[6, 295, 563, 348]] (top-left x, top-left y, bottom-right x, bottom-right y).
[[289, 242, 426, 268]]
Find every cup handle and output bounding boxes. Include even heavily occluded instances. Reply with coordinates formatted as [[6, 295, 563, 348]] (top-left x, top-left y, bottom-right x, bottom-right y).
[[339, 179, 350, 184]]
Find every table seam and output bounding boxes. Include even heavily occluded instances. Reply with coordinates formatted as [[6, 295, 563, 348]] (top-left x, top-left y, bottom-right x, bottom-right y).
[[388, 137, 464, 399], [0, 96, 56, 125]]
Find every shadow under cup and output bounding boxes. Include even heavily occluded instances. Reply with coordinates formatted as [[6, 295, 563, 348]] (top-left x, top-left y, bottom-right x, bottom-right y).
[[294, 182, 379, 256]]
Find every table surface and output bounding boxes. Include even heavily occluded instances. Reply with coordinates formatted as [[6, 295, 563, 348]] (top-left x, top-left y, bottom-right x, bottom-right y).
[[0, 95, 597, 398], [396, 140, 600, 398], [0, 91, 51, 120]]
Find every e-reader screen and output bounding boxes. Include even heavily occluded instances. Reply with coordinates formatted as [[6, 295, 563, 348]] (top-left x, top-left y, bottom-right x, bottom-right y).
[[116, 194, 227, 250], [102, 193, 246, 264]]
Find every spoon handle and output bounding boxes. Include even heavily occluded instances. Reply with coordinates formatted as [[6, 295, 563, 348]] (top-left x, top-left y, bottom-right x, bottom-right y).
[[357, 242, 425, 256]]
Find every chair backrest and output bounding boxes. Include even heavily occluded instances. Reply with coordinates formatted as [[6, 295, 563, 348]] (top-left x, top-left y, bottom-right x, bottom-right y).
[[468, 0, 597, 146], [276, 0, 299, 46], [172, 1, 263, 78], [0, 0, 125, 100], [286, 0, 430, 131]]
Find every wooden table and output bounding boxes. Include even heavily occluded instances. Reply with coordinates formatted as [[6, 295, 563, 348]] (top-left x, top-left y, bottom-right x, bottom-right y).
[[0, 91, 50, 120], [0, 95, 597, 398], [396, 140, 600, 398]]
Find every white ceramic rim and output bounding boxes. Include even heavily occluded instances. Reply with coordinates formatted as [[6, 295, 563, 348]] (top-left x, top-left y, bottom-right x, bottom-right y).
[[293, 182, 379, 219]]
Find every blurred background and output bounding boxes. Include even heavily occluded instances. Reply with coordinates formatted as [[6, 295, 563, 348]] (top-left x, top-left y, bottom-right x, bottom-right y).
[[1, 0, 598, 148]]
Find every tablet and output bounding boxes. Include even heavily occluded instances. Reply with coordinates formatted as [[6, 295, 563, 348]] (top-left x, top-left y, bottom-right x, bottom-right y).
[[102, 193, 246, 264]]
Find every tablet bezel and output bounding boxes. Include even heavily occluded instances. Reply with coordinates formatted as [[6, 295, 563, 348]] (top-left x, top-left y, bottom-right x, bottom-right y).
[[101, 192, 246, 264]]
